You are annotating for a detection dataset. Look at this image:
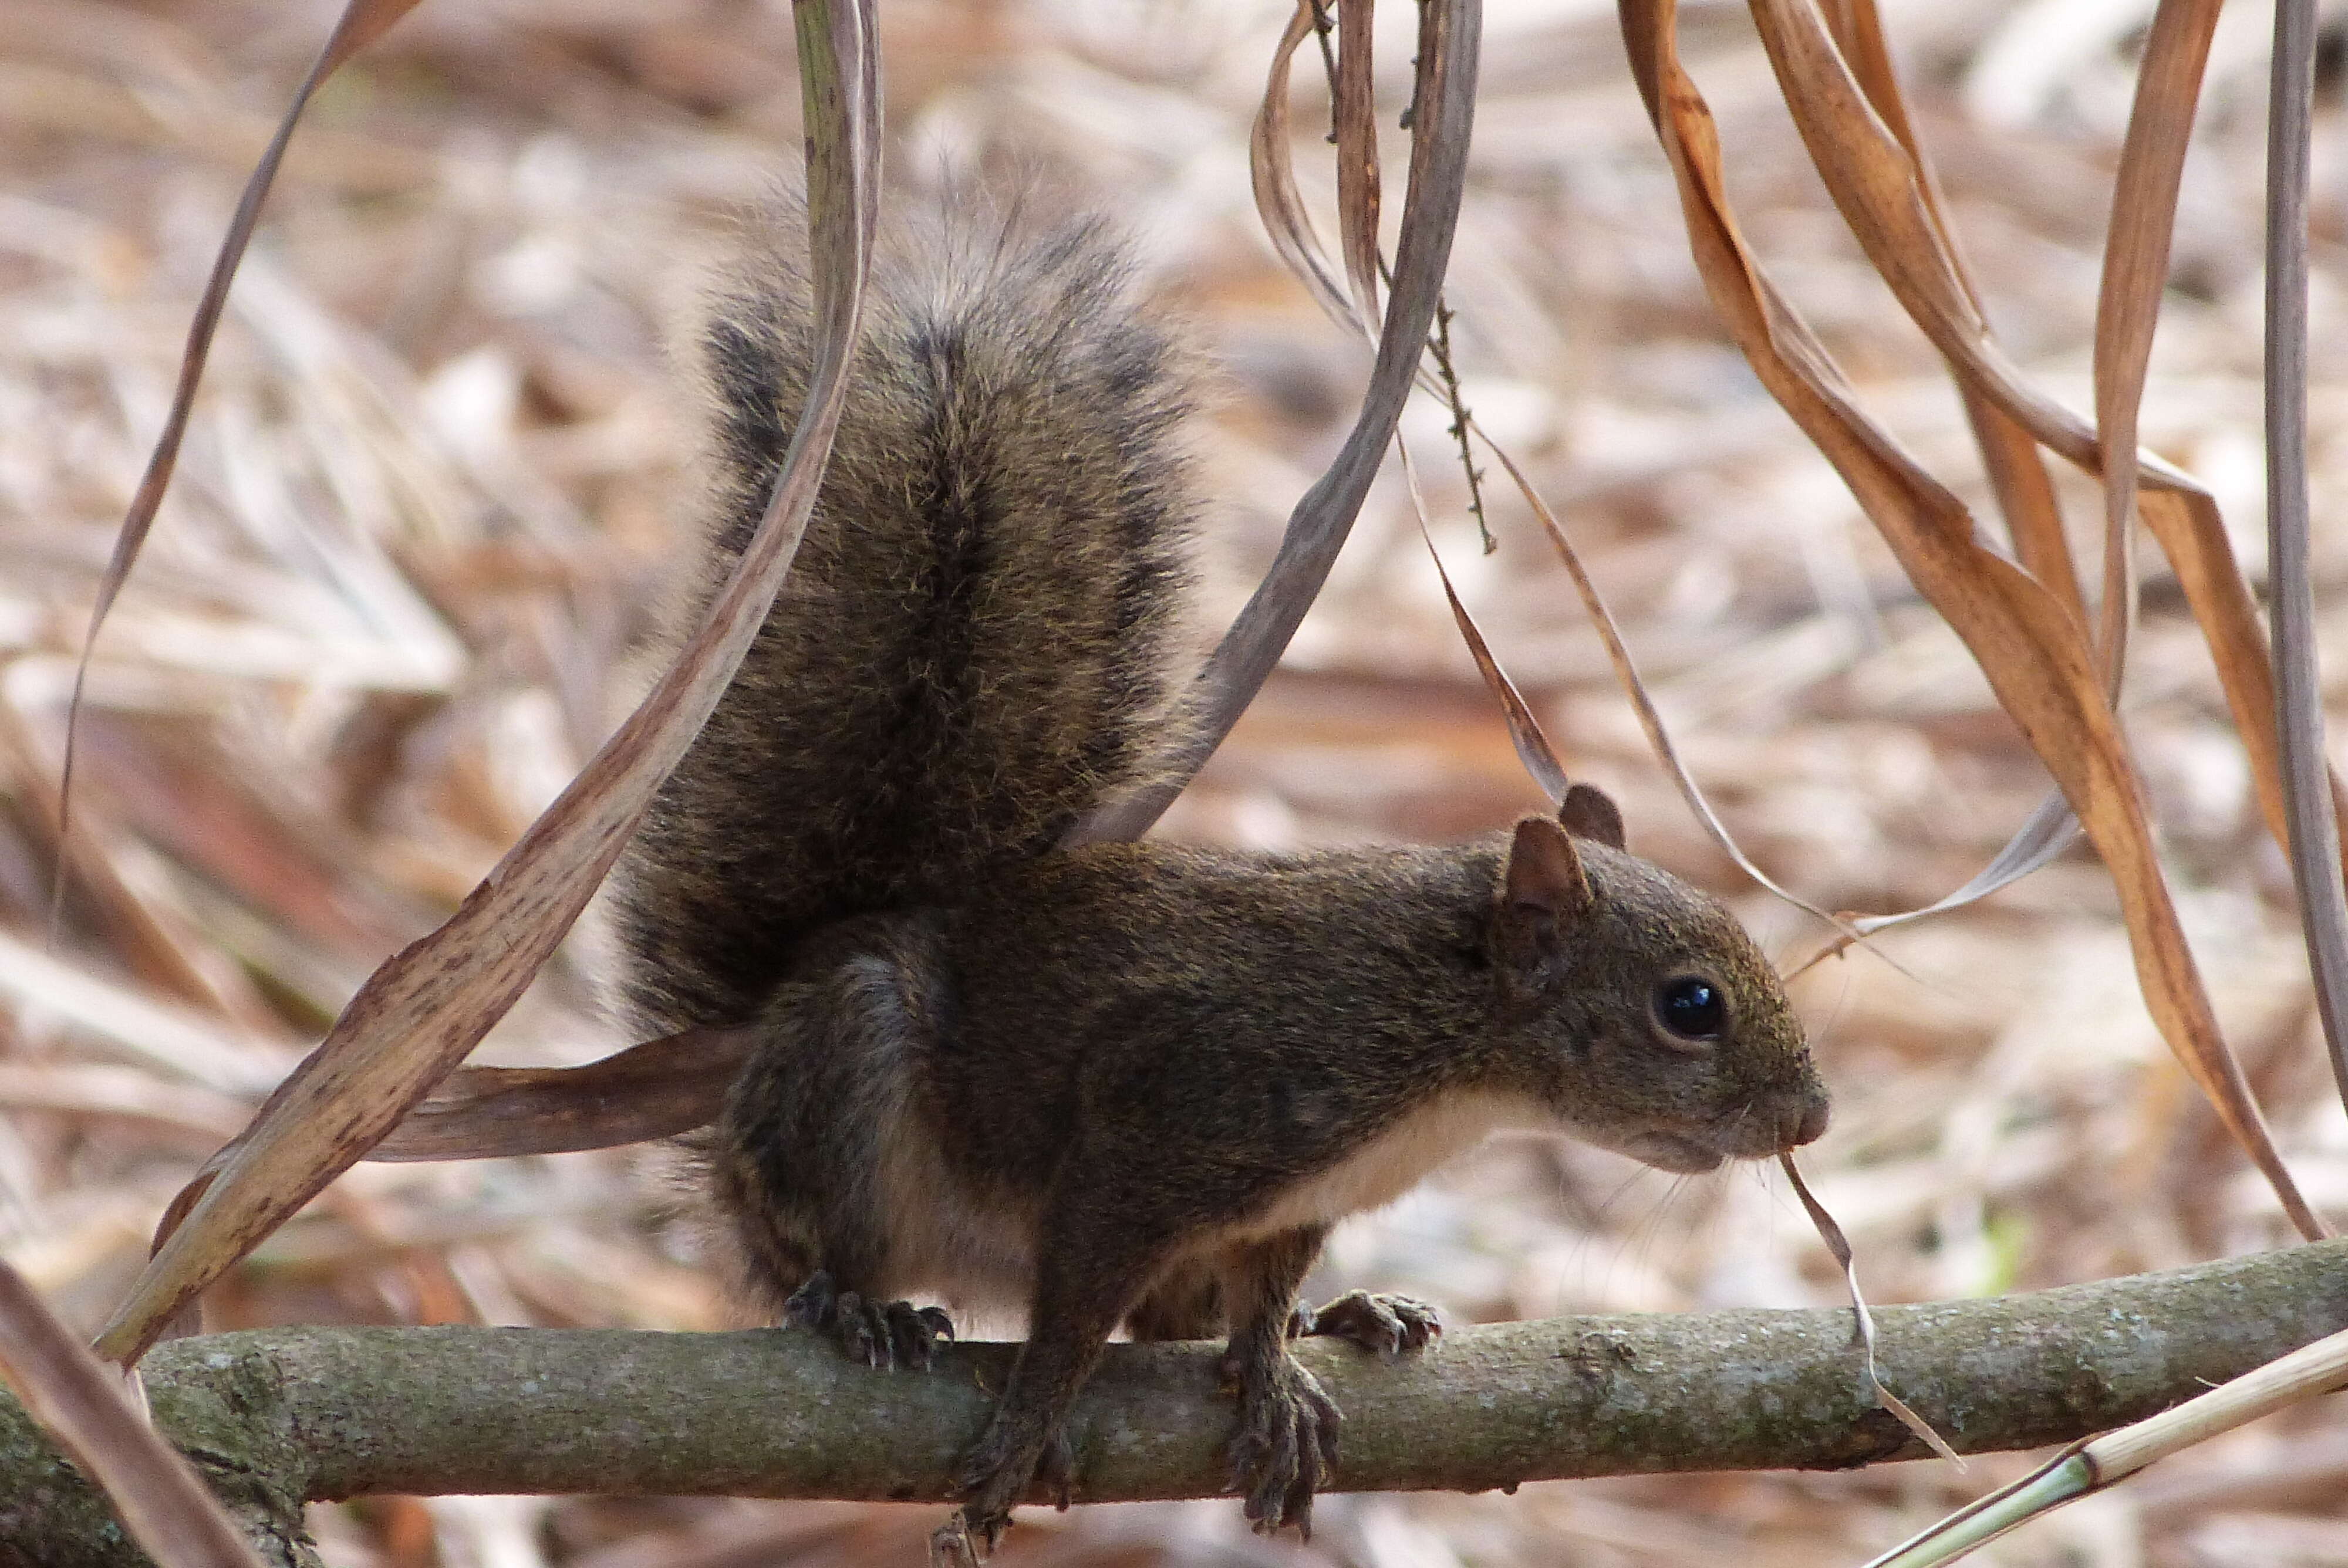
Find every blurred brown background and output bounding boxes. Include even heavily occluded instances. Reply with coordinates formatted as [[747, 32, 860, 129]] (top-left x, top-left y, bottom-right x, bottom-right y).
[[6, 0, 2348, 1562]]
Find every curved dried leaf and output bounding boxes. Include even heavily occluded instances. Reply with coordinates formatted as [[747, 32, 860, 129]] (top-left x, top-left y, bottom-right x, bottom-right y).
[[0, 1261, 261, 1568], [57, 0, 425, 894], [2263, 0, 2348, 1111], [1751, 0, 2348, 891], [1482, 435, 1849, 928], [1249, 4, 1364, 336], [2092, 0, 2221, 686], [1260, 0, 1829, 902], [1071, 0, 1481, 843], [1823, 1, 2088, 631], [1781, 1154, 1961, 1468], [1331, 0, 1383, 324], [93, 0, 886, 1367], [1298, 0, 1573, 807], [367, 1028, 757, 1162], [1790, 793, 2081, 979], [1624, 0, 2323, 1238], [1415, 508, 1571, 808]]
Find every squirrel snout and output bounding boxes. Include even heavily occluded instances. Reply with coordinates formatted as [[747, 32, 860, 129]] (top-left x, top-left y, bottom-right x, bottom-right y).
[[1792, 1093, 1830, 1148], [1771, 1080, 1831, 1151]]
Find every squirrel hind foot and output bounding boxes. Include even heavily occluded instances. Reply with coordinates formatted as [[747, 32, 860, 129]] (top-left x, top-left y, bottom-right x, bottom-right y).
[[783, 1270, 954, 1371], [1222, 1347, 1341, 1540], [944, 1412, 1052, 1563], [927, 1510, 993, 1568], [1299, 1290, 1442, 1359]]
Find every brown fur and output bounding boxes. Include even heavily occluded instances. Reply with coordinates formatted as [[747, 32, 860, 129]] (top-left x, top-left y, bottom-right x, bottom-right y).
[[610, 190, 1200, 1036], [613, 194, 1830, 1557]]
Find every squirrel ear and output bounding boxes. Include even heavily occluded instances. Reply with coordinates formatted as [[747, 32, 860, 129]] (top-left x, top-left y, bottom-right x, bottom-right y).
[[1557, 783, 1625, 850], [1503, 817, 1597, 939]]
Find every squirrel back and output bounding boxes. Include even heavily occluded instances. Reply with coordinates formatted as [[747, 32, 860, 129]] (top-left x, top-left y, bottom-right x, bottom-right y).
[[610, 194, 1202, 1033]]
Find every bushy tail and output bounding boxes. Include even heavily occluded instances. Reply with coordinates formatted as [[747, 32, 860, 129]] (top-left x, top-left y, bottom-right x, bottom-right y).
[[610, 192, 1201, 1033]]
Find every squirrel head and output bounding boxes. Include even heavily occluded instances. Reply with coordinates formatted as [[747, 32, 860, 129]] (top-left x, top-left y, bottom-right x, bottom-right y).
[[1485, 785, 1828, 1175]]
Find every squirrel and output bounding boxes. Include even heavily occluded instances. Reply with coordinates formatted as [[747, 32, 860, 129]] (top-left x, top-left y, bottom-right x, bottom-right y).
[[608, 189, 1831, 1560]]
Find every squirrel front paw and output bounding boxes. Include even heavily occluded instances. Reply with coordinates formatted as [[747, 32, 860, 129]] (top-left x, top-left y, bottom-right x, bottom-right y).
[[1300, 1289, 1442, 1358], [783, 1270, 954, 1370], [1223, 1347, 1342, 1539]]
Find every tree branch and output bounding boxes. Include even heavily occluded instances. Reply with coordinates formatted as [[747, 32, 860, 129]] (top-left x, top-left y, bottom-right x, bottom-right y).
[[9, 1243, 2347, 1563]]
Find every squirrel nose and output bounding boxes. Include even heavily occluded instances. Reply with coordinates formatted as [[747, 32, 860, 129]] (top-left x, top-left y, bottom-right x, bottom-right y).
[[1791, 1094, 1830, 1148]]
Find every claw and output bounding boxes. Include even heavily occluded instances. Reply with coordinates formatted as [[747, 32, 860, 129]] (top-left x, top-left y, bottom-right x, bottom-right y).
[[782, 1273, 957, 1371], [1226, 1350, 1341, 1537], [1034, 1428, 1077, 1510], [1304, 1290, 1442, 1358], [885, 1300, 952, 1370]]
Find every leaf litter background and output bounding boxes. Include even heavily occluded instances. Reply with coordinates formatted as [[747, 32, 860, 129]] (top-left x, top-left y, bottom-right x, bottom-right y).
[[6, 0, 2348, 1563]]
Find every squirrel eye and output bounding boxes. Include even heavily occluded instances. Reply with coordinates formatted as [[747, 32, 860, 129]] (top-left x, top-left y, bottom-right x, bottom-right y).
[[1653, 976, 1726, 1042]]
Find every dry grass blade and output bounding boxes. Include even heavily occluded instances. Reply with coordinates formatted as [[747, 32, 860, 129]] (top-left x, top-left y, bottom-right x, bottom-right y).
[[2263, 0, 2348, 1114], [1267, 0, 1825, 878], [1779, 1154, 1960, 1468], [53, 0, 423, 905], [1070, 0, 1480, 844], [1330, 0, 1382, 325], [1315, 0, 1572, 805], [1247, 4, 1359, 334], [1788, 793, 2079, 978], [90, 0, 885, 1367], [2093, 0, 2221, 690], [1864, 1325, 2348, 1566], [367, 1027, 757, 1161], [0, 1260, 262, 1568], [1419, 518, 1571, 807], [1485, 434, 1849, 927], [1744, 0, 2080, 445], [1824, 0, 2348, 1106], [1824, 0, 2087, 631], [1624, 0, 2325, 1239]]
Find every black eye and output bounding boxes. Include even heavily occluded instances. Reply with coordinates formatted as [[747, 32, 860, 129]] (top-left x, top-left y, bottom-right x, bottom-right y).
[[1654, 976, 1725, 1040]]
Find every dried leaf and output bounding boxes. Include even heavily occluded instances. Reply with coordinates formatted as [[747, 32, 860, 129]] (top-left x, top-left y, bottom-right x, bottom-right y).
[[0, 1260, 262, 1568], [1305, 0, 1574, 807], [1417, 515, 1573, 809], [1625, 0, 2323, 1239], [2261, 0, 2348, 1114], [1482, 432, 1850, 928], [56, 0, 426, 909], [1071, 0, 1481, 843], [1824, 0, 2087, 630], [2091, 0, 2221, 687], [367, 1028, 756, 1162], [1248, 2, 1362, 337], [1782, 1154, 1962, 1467], [1750, 0, 2348, 901], [1246, 0, 1853, 927]]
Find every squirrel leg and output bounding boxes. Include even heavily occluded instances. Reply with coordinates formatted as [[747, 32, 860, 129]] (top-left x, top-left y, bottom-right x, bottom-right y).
[[1298, 1290, 1442, 1358], [939, 1199, 1175, 1563], [1216, 1225, 1340, 1540], [716, 962, 956, 1371]]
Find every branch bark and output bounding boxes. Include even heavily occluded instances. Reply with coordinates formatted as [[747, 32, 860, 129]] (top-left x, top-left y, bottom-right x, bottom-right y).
[[9, 1242, 2347, 1564]]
